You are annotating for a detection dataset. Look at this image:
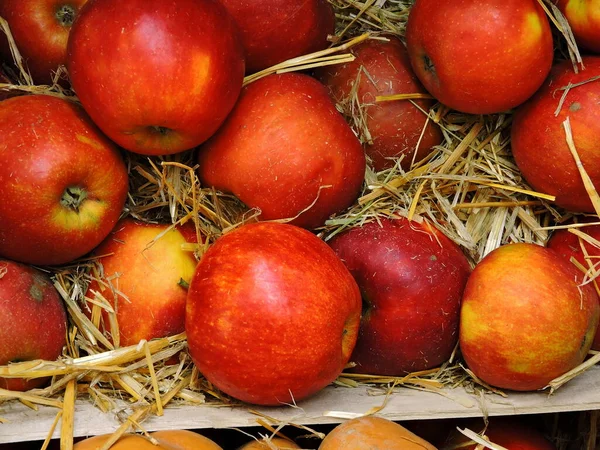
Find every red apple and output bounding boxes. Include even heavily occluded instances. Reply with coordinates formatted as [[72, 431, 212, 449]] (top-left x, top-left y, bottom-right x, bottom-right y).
[[185, 222, 362, 405], [219, 0, 335, 74], [511, 56, 600, 213], [328, 217, 471, 375], [547, 219, 600, 276], [405, 0, 554, 114], [316, 36, 443, 172], [197, 73, 366, 230], [555, 0, 600, 54], [0, 0, 86, 85], [0, 95, 128, 266], [0, 259, 67, 391], [85, 219, 199, 348], [459, 242, 599, 391], [443, 417, 556, 449], [547, 217, 600, 349], [66, 0, 245, 156]]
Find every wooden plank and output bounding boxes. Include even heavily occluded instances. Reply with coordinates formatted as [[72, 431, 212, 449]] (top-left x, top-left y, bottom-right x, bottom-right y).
[[1, 366, 600, 444]]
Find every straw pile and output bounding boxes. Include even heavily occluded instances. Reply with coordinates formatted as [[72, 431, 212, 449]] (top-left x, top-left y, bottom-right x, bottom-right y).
[[1, 1, 599, 449]]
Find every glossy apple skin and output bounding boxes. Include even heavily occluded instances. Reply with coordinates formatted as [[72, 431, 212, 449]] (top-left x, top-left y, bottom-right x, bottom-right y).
[[0, 260, 67, 391], [0, 95, 128, 266], [67, 0, 245, 156], [219, 0, 334, 74], [405, 0, 553, 114], [329, 218, 471, 375], [185, 222, 362, 405], [547, 219, 600, 349], [85, 219, 198, 347], [198, 73, 366, 230], [460, 243, 599, 391], [0, 0, 87, 85], [511, 57, 600, 213], [316, 36, 442, 171], [443, 417, 556, 449], [556, 0, 600, 54]]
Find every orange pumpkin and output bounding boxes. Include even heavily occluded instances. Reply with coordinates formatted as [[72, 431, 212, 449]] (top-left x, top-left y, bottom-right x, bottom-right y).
[[73, 430, 222, 450], [319, 416, 437, 450], [238, 437, 301, 449]]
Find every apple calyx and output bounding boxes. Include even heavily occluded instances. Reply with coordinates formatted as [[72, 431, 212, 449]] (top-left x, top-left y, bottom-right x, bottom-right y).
[[29, 284, 44, 302], [422, 53, 437, 79], [149, 126, 173, 136], [56, 4, 77, 27], [60, 186, 88, 212]]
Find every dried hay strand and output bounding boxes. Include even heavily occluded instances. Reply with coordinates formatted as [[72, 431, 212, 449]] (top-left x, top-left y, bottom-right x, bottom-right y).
[[319, 109, 557, 264], [0, 16, 33, 86], [544, 410, 600, 450], [330, 0, 410, 39], [0, 17, 76, 99], [452, 427, 509, 450], [0, 0, 598, 447]]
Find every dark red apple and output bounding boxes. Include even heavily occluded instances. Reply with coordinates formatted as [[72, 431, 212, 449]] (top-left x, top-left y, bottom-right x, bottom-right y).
[[185, 222, 362, 405], [547, 217, 600, 349], [406, 0, 554, 114], [547, 219, 600, 276], [0, 0, 87, 85], [197, 73, 366, 230], [85, 219, 199, 348], [0, 94, 128, 266], [67, 0, 245, 156], [328, 217, 472, 375], [443, 417, 556, 449], [555, 0, 600, 54], [460, 242, 599, 391], [0, 259, 67, 391], [316, 36, 443, 171], [219, 0, 335, 74], [511, 56, 600, 213]]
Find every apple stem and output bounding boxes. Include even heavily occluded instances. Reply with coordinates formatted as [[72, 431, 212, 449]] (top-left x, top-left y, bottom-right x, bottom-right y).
[[60, 186, 87, 212], [56, 4, 77, 27]]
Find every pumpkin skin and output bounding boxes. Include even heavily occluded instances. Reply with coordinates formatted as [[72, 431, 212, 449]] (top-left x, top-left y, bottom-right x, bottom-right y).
[[238, 437, 301, 449], [319, 416, 438, 450], [73, 430, 223, 450]]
